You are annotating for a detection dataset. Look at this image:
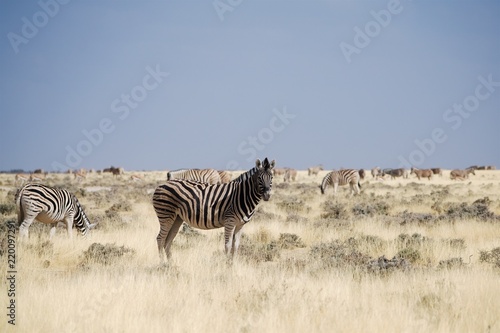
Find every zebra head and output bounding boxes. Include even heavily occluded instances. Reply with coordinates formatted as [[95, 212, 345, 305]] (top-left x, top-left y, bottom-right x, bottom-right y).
[[255, 158, 275, 201]]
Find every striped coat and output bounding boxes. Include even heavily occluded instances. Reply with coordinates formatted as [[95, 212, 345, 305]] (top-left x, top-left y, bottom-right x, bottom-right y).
[[16, 184, 96, 238], [167, 168, 221, 184], [320, 169, 361, 196], [153, 158, 275, 261]]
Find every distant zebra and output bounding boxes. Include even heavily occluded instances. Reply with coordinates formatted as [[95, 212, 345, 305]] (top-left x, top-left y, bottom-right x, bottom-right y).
[[16, 184, 97, 238], [450, 168, 475, 180], [358, 169, 366, 180], [217, 170, 232, 183], [320, 169, 361, 196], [153, 158, 275, 262], [29, 173, 46, 182], [167, 168, 221, 184], [410, 167, 433, 180]]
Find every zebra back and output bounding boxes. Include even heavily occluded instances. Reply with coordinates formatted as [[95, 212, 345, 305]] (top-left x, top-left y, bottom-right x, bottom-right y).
[[320, 169, 360, 194], [167, 168, 221, 184]]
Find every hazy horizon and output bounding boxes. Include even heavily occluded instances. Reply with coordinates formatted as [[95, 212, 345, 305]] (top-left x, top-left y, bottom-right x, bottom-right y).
[[1, 0, 499, 172]]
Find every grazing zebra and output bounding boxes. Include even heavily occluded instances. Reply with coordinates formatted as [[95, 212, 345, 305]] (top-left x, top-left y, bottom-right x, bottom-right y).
[[308, 165, 324, 176], [16, 184, 97, 238], [450, 168, 475, 180], [283, 168, 297, 182], [410, 167, 433, 180], [217, 170, 232, 183], [430, 168, 443, 177], [153, 158, 275, 262], [320, 169, 361, 196], [167, 168, 221, 184]]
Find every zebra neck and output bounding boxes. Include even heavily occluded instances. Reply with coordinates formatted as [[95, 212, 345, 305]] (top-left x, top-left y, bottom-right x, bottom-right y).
[[233, 168, 262, 220]]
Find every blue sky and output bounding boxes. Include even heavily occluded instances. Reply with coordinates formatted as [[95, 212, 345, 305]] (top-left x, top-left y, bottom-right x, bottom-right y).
[[1, 0, 499, 172]]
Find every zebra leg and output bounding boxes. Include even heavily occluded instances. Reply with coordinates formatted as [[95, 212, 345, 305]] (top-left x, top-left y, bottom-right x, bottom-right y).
[[333, 183, 338, 196], [156, 215, 181, 262], [19, 217, 34, 238], [231, 225, 244, 256], [163, 217, 183, 259], [64, 216, 74, 239], [224, 223, 236, 255]]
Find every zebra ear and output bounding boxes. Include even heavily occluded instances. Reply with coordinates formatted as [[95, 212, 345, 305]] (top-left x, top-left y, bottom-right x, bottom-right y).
[[255, 159, 262, 169]]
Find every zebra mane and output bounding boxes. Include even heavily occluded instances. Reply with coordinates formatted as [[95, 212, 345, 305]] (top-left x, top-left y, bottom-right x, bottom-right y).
[[232, 167, 258, 183]]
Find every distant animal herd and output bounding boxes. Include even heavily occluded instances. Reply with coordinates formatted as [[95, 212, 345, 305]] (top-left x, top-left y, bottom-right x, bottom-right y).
[[8, 160, 497, 263]]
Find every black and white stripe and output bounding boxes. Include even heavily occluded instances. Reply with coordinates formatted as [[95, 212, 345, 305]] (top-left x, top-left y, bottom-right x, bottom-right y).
[[16, 184, 96, 238], [320, 169, 361, 196], [153, 158, 275, 261], [167, 168, 221, 184]]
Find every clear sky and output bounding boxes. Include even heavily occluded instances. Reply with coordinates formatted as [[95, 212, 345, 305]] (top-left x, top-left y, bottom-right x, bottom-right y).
[[1, 0, 499, 172]]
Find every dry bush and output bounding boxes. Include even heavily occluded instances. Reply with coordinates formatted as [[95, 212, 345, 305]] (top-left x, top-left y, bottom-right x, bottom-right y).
[[479, 247, 500, 268], [397, 210, 436, 225], [437, 257, 466, 269], [0, 202, 16, 215], [80, 242, 135, 266], [443, 199, 497, 220], [309, 238, 371, 269], [320, 201, 349, 220], [26, 239, 54, 258], [275, 196, 309, 214], [352, 200, 390, 217]]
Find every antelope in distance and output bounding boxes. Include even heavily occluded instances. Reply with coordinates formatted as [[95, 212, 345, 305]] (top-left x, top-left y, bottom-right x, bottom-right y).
[[450, 168, 476, 180], [410, 167, 433, 181], [308, 165, 324, 176]]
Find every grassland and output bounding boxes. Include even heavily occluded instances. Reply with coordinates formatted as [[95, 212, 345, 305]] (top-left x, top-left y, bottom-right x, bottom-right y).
[[1, 169, 500, 333]]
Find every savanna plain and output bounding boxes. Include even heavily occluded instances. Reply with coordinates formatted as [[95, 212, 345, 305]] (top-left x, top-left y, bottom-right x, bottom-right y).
[[1, 169, 500, 333]]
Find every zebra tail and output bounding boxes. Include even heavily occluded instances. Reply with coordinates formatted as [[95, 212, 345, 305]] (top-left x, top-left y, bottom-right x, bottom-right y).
[[15, 186, 26, 225]]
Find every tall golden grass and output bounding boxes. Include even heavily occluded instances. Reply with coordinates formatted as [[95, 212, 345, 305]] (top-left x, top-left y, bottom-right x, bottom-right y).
[[1, 169, 499, 333]]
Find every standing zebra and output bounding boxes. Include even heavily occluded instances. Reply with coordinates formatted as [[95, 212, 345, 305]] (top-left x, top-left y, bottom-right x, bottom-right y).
[[320, 169, 361, 196], [167, 168, 221, 184], [16, 184, 96, 238], [153, 158, 275, 262]]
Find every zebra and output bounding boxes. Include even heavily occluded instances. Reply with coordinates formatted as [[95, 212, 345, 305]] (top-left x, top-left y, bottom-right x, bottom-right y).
[[450, 168, 475, 180], [320, 169, 361, 196], [167, 168, 221, 184], [384, 168, 406, 179], [217, 170, 232, 183], [16, 184, 97, 238], [153, 158, 275, 262], [410, 167, 433, 180], [358, 169, 366, 180]]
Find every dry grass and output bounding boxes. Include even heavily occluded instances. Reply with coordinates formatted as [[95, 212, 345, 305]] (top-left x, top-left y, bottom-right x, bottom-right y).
[[1, 169, 500, 332]]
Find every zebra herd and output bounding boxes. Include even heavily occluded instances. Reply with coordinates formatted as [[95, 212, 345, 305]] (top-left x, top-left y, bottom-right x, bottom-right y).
[[12, 159, 494, 262]]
